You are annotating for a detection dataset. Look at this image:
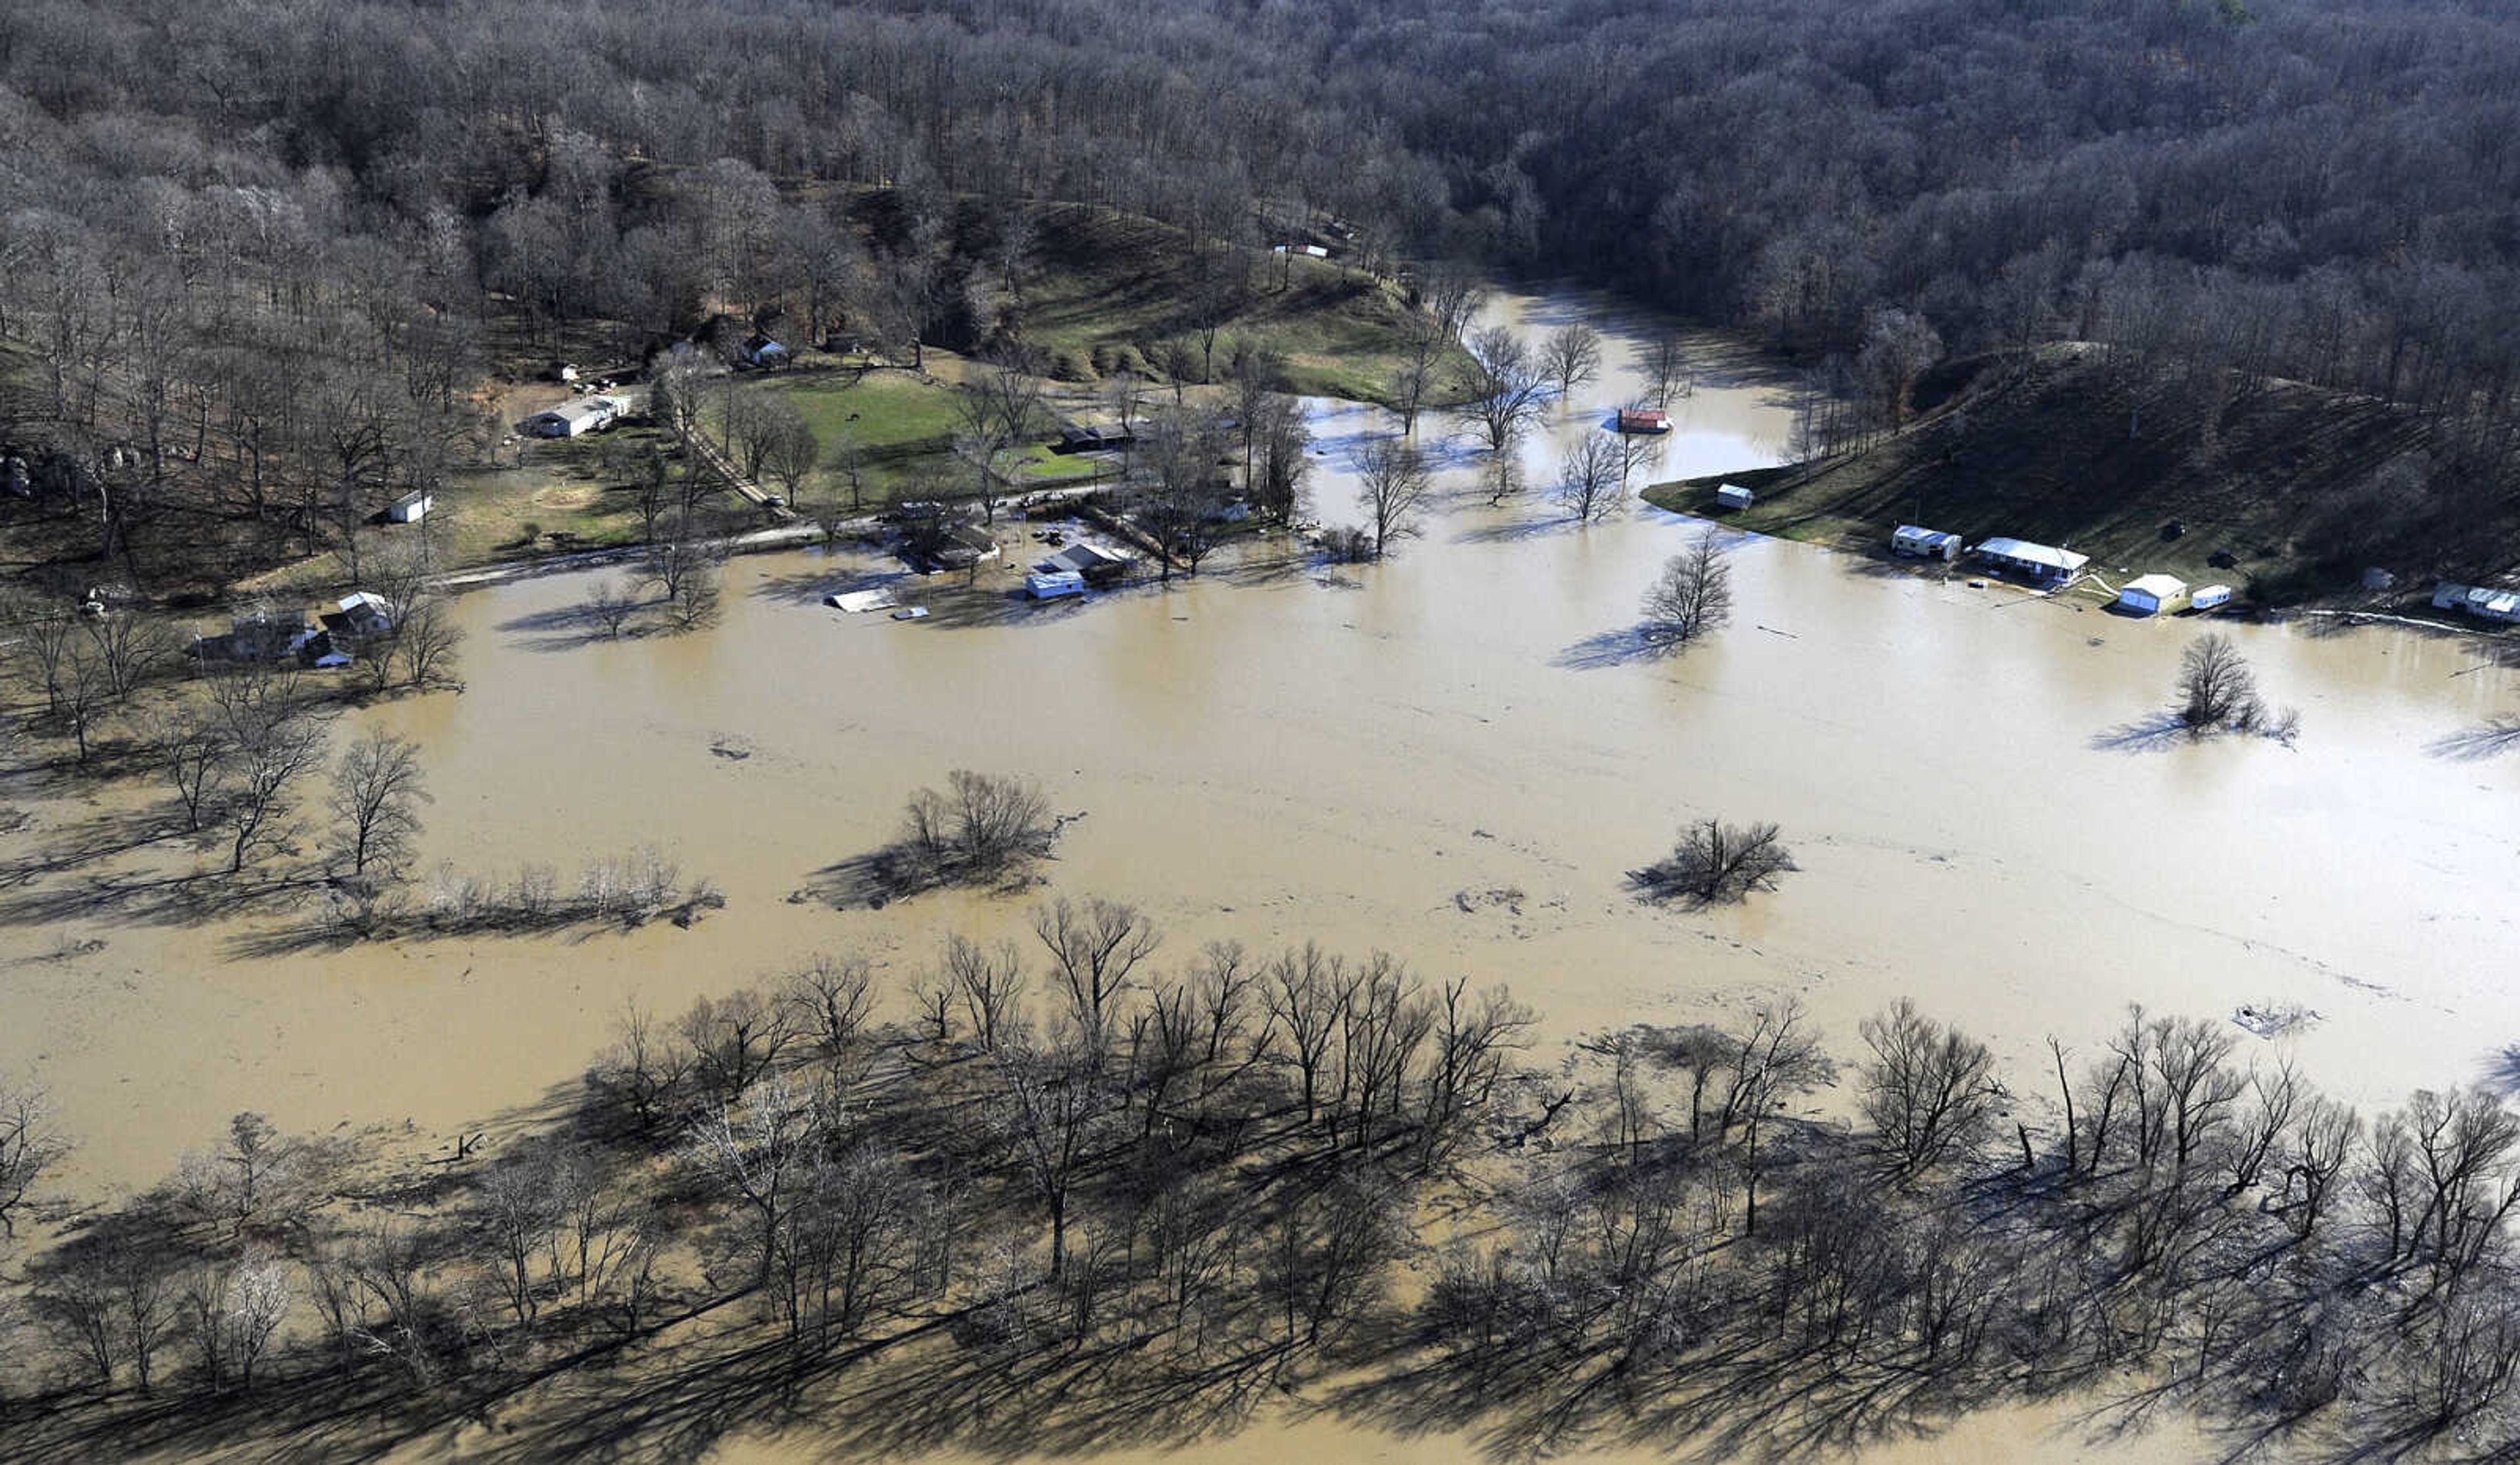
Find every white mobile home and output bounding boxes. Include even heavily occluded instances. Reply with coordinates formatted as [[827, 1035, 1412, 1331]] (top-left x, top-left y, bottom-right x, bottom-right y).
[[1714, 483, 1754, 511], [2434, 581, 2520, 624], [1891, 524, 1962, 561], [1972, 536, 2089, 585], [525, 396, 621, 438], [2115, 574, 2191, 616], [1026, 570, 1086, 600], [2191, 584, 2233, 612]]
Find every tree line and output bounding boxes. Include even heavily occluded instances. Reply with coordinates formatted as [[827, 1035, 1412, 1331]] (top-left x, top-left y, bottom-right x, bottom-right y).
[[14, 0, 2520, 595], [7, 921, 2520, 1458]]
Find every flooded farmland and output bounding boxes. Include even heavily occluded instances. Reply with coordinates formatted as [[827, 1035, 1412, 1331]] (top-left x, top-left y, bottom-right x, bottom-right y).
[[5, 285, 2517, 1464]]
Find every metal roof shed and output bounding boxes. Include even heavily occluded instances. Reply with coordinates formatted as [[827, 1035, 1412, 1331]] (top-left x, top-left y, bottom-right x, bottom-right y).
[[2115, 574, 2190, 616]]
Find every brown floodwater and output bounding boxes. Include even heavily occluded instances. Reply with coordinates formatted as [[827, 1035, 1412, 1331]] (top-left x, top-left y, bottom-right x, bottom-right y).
[[5, 284, 2514, 1464]]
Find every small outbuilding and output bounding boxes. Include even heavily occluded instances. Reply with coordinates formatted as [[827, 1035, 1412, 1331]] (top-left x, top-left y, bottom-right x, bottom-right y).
[[1972, 536, 2090, 585], [1038, 541, 1132, 585], [1891, 524, 1962, 561], [387, 489, 434, 524], [1027, 570, 1086, 600], [1713, 483, 1754, 511], [2191, 584, 2234, 612], [1615, 408, 1671, 435], [1055, 423, 1134, 454], [2115, 574, 2191, 617]]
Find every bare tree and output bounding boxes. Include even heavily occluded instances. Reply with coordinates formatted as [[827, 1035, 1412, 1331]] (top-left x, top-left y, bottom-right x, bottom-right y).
[[1453, 326, 1548, 453], [209, 666, 331, 874], [900, 770, 1053, 882], [328, 729, 429, 880], [761, 408, 820, 512], [1539, 322, 1604, 401], [1267, 943, 1356, 1126], [1637, 817, 1797, 902], [1553, 434, 1624, 523], [1858, 1000, 2000, 1175], [1641, 528, 1734, 644], [942, 933, 1028, 1053], [1646, 333, 1695, 408], [0, 1079, 70, 1238], [994, 1031, 1110, 1277], [1032, 897, 1162, 1050], [1349, 438, 1432, 561], [824, 431, 870, 516], [782, 957, 877, 1084], [687, 1073, 821, 1290], [2176, 632, 2280, 733], [1858, 305, 1943, 424], [134, 701, 230, 832], [585, 578, 640, 639]]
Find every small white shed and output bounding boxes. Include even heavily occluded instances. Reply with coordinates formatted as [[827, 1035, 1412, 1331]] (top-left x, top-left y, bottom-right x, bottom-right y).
[[1714, 483, 1754, 511], [1027, 570, 1086, 601], [2115, 574, 2191, 616], [387, 490, 434, 524], [2191, 584, 2233, 612]]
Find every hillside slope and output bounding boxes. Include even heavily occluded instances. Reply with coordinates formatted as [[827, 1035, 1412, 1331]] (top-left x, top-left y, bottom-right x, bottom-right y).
[[1648, 345, 2510, 603]]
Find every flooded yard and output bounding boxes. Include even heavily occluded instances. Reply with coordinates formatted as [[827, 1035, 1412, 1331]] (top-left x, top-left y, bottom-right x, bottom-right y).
[[5, 286, 2515, 1464]]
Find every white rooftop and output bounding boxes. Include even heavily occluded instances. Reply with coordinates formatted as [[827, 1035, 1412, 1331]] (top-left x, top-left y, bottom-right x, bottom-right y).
[[1975, 537, 2089, 573]]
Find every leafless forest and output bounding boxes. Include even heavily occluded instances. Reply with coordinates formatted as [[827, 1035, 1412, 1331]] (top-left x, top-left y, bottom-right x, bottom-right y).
[[5, 918, 2520, 1457], [7, 0, 2520, 593]]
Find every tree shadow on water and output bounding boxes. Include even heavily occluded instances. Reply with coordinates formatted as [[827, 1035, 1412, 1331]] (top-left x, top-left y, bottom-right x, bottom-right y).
[[2427, 715, 2520, 761], [2089, 711, 2191, 753], [1553, 626, 1679, 671]]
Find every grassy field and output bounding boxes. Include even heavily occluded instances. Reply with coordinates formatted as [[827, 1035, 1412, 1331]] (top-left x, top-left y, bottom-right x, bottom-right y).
[[1018, 207, 1465, 403], [770, 370, 965, 459], [1644, 345, 2468, 604]]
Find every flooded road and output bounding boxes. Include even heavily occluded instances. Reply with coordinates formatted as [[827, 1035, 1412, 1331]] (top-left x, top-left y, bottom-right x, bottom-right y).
[[4, 284, 2516, 1463]]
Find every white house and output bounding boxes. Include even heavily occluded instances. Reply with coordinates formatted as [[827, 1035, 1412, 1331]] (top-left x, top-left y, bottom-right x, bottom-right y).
[[1714, 483, 1754, 511], [2115, 574, 2191, 616], [332, 591, 395, 637], [1972, 536, 2089, 585], [526, 396, 620, 438], [386, 489, 434, 523], [1891, 524, 1961, 561]]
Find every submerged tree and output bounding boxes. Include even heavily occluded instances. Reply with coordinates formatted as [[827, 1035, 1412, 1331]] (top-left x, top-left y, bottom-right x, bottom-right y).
[[2175, 632, 2298, 740], [1641, 528, 1734, 644], [1349, 438, 1433, 561], [900, 771, 1054, 885], [1636, 818, 1796, 903]]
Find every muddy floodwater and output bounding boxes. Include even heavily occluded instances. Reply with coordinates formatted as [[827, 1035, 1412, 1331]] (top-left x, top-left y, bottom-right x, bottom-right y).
[[7, 284, 2517, 1464]]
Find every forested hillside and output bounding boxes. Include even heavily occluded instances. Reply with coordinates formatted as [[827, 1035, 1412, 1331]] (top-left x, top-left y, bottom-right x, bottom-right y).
[[5, 0, 2520, 591]]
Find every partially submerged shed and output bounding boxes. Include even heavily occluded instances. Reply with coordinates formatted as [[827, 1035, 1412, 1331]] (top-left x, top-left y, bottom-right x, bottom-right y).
[[2115, 574, 2191, 616], [1713, 482, 1754, 511], [1038, 541, 1132, 585]]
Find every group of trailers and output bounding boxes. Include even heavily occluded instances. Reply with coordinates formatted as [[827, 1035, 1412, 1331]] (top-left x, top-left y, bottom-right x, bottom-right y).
[[1889, 524, 2230, 616]]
